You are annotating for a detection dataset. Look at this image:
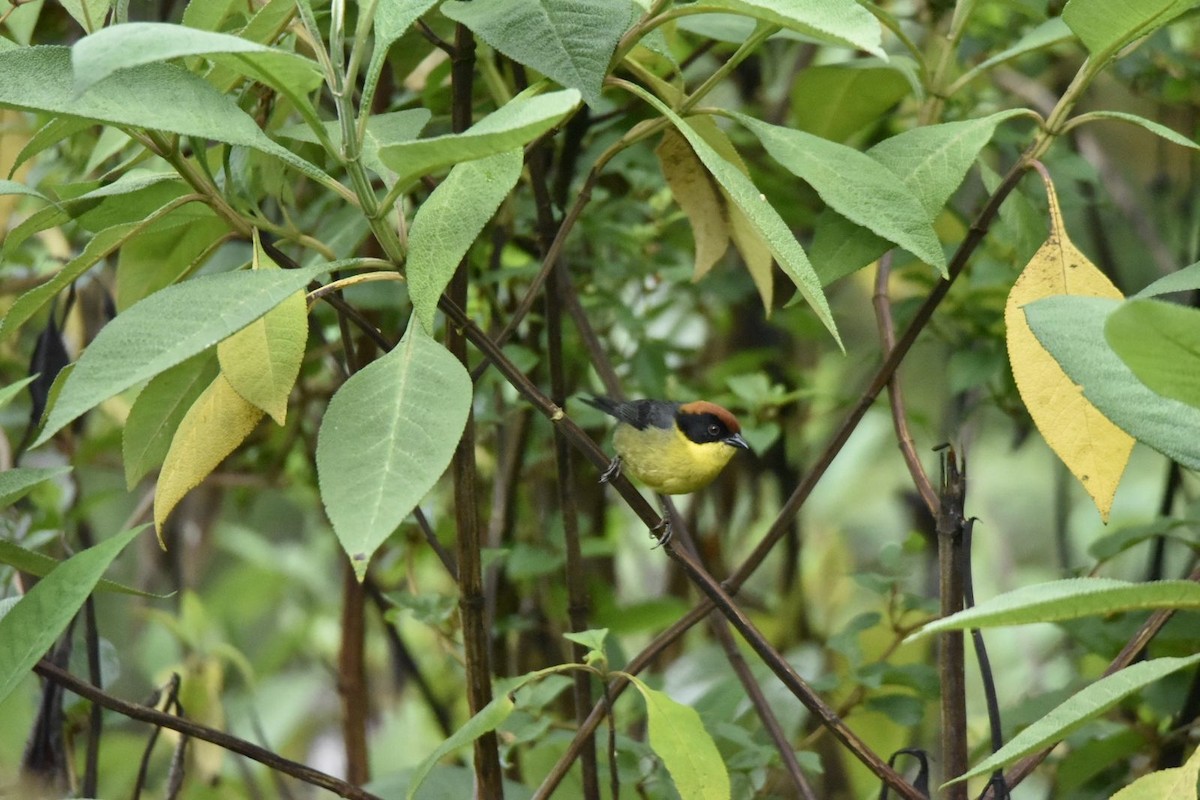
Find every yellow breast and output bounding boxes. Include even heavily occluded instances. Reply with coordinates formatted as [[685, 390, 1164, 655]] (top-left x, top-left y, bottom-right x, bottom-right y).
[[612, 422, 737, 495]]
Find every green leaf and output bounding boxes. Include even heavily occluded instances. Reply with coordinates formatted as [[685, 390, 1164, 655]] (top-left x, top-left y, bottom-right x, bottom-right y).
[[363, 0, 440, 115], [408, 149, 522, 333], [697, 0, 884, 59], [0, 539, 164, 598], [70, 22, 321, 95], [810, 109, 1028, 283], [734, 114, 946, 273], [116, 210, 230, 310], [789, 63, 912, 142], [1024, 295, 1200, 470], [0, 46, 332, 189], [1062, 0, 1198, 61], [0, 466, 71, 507], [0, 375, 36, 410], [123, 350, 220, 488], [951, 655, 1200, 785], [1072, 110, 1200, 151], [32, 264, 333, 448], [317, 321, 472, 580], [441, 0, 630, 107], [911, 578, 1200, 638], [627, 87, 838, 344], [376, 88, 581, 188], [8, 116, 94, 178], [1, 223, 134, 341], [279, 109, 432, 177], [627, 675, 731, 800], [1134, 260, 1200, 297], [59, 0, 110, 33], [1106, 299, 1200, 410], [0, 525, 146, 706], [965, 17, 1073, 78], [0, 178, 51, 203], [405, 693, 516, 800]]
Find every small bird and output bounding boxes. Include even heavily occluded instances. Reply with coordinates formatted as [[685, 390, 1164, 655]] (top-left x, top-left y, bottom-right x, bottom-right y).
[[582, 396, 750, 496]]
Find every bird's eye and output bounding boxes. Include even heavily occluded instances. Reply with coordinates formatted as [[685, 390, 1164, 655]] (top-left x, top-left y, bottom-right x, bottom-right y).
[[707, 424, 720, 436]]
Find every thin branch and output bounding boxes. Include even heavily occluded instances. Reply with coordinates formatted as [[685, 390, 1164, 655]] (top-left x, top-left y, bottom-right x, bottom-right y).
[[32, 661, 384, 800], [873, 252, 938, 516]]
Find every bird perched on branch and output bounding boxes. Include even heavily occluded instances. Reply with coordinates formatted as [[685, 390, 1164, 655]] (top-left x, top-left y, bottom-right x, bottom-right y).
[[582, 396, 750, 544]]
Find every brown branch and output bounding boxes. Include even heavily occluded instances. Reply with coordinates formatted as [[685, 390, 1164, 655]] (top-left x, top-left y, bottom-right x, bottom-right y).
[[32, 660, 384, 800], [937, 448, 968, 798], [873, 252, 938, 516], [338, 561, 370, 785], [446, 22, 504, 799]]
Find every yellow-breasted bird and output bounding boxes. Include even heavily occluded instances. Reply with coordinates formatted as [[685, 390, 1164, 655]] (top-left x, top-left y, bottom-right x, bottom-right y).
[[582, 396, 750, 496]]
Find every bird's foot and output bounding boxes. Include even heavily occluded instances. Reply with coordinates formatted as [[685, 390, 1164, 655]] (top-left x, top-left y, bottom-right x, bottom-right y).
[[599, 455, 622, 484], [650, 516, 672, 549]]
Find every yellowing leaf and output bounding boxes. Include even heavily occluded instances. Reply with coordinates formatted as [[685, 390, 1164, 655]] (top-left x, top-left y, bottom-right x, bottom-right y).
[[727, 199, 773, 310], [1109, 743, 1200, 800], [656, 128, 729, 279], [1005, 170, 1133, 521], [216, 233, 307, 424], [154, 373, 264, 541]]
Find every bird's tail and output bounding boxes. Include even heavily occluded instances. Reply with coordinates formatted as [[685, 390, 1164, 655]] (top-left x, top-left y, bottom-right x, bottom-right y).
[[580, 395, 619, 417]]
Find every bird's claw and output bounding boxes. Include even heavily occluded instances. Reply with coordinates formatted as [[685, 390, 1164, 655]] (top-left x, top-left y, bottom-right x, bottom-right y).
[[599, 455, 622, 484], [650, 517, 672, 549]]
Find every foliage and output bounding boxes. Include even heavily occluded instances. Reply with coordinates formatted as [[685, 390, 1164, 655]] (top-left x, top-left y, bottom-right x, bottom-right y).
[[2, 1, 1200, 799]]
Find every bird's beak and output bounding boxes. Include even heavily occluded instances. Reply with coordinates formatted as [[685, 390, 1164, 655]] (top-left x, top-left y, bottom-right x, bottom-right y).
[[725, 433, 750, 451]]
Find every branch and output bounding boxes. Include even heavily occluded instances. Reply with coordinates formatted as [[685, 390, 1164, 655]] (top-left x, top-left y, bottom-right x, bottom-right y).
[[32, 661, 384, 800]]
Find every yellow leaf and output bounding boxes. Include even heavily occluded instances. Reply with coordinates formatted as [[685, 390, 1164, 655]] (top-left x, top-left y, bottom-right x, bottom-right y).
[[216, 232, 307, 424], [1004, 170, 1133, 521], [727, 198, 773, 310], [154, 373, 264, 541], [656, 127, 729, 279], [1109, 744, 1200, 799]]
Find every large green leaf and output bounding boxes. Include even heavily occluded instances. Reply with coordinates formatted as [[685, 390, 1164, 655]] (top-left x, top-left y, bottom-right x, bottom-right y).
[[316, 321, 472, 579], [627, 675, 731, 800], [629, 88, 838, 343], [1134, 260, 1200, 298], [32, 264, 333, 448], [952, 655, 1200, 785], [1024, 295, 1200, 470], [70, 22, 321, 95], [0, 466, 71, 507], [810, 109, 1029, 284], [441, 0, 630, 107], [376, 88, 581, 188], [734, 114, 946, 273], [0, 46, 330, 187], [116, 209, 230, 310], [912, 578, 1200, 638], [1062, 0, 1199, 60], [408, 150, 523, 333], [1105, 299, 1200, 409], [695, 0, 884, 58], [0, 525, 145, 706]]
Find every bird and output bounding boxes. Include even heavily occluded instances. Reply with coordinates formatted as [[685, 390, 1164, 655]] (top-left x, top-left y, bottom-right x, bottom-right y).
[[582, 396, 750, 545]]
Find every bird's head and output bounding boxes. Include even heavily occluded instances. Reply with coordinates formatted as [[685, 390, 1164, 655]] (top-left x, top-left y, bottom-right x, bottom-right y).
[[675, 401, 750, 451]]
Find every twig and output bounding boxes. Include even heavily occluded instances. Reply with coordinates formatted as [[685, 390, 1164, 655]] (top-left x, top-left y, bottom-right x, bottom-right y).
[[31, 661, 382, 799], [873, 252, 938, 516], [338, 561, 370, 785]]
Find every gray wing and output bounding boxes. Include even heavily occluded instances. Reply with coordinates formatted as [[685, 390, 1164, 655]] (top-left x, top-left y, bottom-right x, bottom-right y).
[[582, 396, 677, 430]]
